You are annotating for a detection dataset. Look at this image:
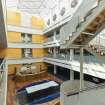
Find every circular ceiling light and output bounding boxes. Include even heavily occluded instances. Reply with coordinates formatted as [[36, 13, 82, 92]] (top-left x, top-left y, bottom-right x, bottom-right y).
[[71, 0, 78, 8], [60, 7, 66, 16]]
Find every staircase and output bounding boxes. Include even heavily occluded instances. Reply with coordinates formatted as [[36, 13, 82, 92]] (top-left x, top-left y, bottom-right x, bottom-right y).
[[60, 0, 105, 48], [86, 33, 105, 60]]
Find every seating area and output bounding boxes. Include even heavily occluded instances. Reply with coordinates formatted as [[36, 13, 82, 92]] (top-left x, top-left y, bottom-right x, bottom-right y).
[[16, 80, 60, 105]]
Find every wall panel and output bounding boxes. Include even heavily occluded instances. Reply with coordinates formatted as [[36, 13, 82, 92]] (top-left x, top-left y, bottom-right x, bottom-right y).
[[7, 31, 21, 43], [7, 11, 21, 26]]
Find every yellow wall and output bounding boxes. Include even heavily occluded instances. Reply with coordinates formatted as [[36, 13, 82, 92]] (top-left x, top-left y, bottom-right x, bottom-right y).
[[32, 48, 47, 57], [32, 62, 47, 72], [7, 11, 21, 26], [8, 64, 22, 75], [7, 32, 21, 43], [32, 35, 46, 43], [6, 49, 21, 59], [31, 16, 44, 29]]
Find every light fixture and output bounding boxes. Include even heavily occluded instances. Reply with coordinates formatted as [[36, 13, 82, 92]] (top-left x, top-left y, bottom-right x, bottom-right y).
[[71, 0, 78, 8], [60, 7, 66, 16]]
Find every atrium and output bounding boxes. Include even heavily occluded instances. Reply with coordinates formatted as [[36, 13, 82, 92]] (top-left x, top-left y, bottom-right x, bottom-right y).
[[1, 0, 105, 105]]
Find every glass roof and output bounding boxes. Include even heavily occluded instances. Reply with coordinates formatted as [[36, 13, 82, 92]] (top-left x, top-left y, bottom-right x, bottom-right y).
[[6, 0, 61, 16]]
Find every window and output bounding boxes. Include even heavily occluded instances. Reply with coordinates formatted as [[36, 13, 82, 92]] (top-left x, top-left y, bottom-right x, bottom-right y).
[[21, 33, 32, 43], [22, 48, 32, 58]]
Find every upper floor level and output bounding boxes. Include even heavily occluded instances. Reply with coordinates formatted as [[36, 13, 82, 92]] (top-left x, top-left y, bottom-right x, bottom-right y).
[[7, 10, 44, 30]]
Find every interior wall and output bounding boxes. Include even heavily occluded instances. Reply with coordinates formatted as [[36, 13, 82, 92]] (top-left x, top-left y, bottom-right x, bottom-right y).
[[31, 16, 44, 29], [32, 48, 47, 57], [6, 48, 22, 59], [7, 10, 21, 26], [32, 35, 46, 43], [7, 31, 21, 43]]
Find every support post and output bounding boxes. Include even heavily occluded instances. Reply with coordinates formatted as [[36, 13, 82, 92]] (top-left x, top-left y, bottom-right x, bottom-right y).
[[53, 31, 56, 41], [53, 47, 56, 58], [70, 70, 74, 81], [69, 49, 74, 80], [54, 65, 57, 74], [80, 47, 84, 90], [70, 49, 74, 61]]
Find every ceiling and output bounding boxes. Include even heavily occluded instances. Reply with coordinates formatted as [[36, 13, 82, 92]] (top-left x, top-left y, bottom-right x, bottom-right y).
[[6, 0, 61, 16]]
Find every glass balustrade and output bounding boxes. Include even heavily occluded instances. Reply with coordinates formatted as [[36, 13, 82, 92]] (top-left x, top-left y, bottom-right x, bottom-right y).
[[44, 35, 60, 43], [46, 53, 104, 64]]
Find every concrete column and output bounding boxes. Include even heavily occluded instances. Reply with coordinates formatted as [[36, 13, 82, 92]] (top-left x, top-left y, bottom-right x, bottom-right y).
[[70, 70, 74, 81], [53, 31, 56, 41], [54, 65, 57, 74], [80, 47, 84, 90], [70, 49, 74, 61], [53, 47, 56, 58]]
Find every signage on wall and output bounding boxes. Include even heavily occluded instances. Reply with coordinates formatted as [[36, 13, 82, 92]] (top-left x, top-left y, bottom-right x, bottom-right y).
[[71, 0, 78, 8]]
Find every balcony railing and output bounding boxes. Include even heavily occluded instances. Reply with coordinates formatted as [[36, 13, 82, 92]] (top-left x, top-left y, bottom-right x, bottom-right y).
[[89, 33, 105, 55], [89, 33, 105, 47], [44, 35, 60, 43], [46, 53, 104, 64]]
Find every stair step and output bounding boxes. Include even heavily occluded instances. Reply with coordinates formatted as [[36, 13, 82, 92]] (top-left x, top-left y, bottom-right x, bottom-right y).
[[82, 32, 94, 36], [86, 26, 96, 31]]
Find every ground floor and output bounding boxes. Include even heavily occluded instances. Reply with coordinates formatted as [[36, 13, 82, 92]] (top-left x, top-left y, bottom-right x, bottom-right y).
[[7, 72, 62, 105]]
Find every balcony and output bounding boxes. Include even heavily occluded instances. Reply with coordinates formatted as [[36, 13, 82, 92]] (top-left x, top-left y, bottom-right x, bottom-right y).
[[43, 35, 60, 47], [8, 34, 43, 48], [7, 25, 43, 35], [44, 54, 105, 79]]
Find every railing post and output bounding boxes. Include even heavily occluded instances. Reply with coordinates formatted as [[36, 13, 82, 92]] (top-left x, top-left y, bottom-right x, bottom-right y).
[[80, 47, 84, 90]]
